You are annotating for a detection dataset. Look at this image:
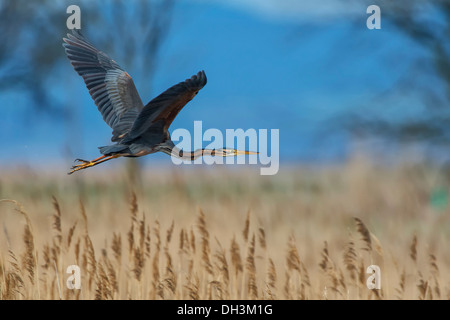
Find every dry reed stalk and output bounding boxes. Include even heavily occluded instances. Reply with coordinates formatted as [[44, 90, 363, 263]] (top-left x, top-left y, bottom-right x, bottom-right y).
[[371, 233, 384, 257], [66, 222, 77, 250], [96, 262, 112, 300], [52, 196, 62, 247], [127, 222, 135, 257], [300, 262, 311, 288], [111, 232, 122, 266], [429, 253, 439, 278], [50, 277, 56, 300], [358, 260, 366, 290], [287, 236, 301, 273], [79, 199, 88, 233], [417, 272, 429, 300], [74, 237, 81, 266], [131, 214, 147, 283], [183, 228, 190, 253], [246, 234, 257, 299], [151, 252, 160, 299], [165, 220, 175, 250], [145, 225, 151, 259], [229, 234, 242, 298], [284, 271, 291, 299], [132, 246, 145, 281], [266, 258, 277, 299], [395, 269, 406, 299], [161, 222, 176, 297], [213, 239, 230, 298], [163, 251, 176, 296], [197, 209, 213, 276], [242, 211, 250, 242], [129, 192, 138, 223], [190, 227, 196, 254], [184, 274, 200, 300], [139, 215, 146, 251], [151, 220, 162, 299], [209, 280, 224, 299], [429, 253, 440, 299], [85, 235, 97, 292], [230, 235, 243, 277], [105, 257, 118, 296], [354, 218, 372, 252], [154, 220, 161, 253], [319, 241, 341, 298], [42, 243, 51, 271], [0, 199, 38, 297], [179, 228, 185, 253], [410, 234, 417, 264], [343, 235, 358, 283], [258, 227, 266, 250], [21, 223, 36, 285], [5, 249, 25, 299]]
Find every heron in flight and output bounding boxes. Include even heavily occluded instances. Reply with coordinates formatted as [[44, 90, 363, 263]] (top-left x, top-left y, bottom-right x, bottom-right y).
[[63, 30, 256, 174]]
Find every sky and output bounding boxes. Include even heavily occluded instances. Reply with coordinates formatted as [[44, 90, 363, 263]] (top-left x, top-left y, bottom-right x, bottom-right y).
[[0, 0, 446, 169]]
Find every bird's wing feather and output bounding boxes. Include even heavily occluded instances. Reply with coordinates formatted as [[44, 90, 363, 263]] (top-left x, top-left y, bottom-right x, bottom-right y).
[[63, 30, 144, 142], [125, 71, 207, 141]]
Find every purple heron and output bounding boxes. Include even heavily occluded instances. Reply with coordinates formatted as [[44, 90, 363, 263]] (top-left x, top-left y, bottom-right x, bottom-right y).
[[63, 30, 256, 174]]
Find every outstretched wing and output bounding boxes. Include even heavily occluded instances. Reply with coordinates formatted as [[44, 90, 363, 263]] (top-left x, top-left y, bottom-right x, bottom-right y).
[[63, 30, 144, 142], [124, 71, 207, 142]]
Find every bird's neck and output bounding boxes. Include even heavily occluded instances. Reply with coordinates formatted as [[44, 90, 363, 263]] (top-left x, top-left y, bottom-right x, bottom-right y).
[[161, 145, 217, 160]]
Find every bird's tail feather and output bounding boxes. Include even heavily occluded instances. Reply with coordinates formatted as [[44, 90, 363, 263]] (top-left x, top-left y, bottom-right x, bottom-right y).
[[98, 144, 128, 155]]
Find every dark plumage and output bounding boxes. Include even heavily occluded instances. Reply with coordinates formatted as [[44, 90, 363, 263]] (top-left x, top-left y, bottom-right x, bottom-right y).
[[63, 29, 254, 174]]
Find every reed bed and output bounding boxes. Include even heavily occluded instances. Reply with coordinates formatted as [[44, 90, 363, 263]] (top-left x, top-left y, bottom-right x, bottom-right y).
[[0, 158, 449, 299]]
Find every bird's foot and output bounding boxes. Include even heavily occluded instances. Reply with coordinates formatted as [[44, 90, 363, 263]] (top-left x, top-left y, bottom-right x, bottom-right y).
[[68, 161, 94, 175], [67, 155, 118, 175], [74, 158, 90, 163]]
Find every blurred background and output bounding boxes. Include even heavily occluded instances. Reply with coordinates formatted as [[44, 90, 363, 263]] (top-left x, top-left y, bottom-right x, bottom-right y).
[[0, 0, 449, 170]]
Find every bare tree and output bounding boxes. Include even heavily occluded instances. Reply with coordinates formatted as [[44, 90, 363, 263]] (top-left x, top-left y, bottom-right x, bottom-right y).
[[1, 0, 174, 184], [0, 1, 66, 114], [340, 1, 450, 144]]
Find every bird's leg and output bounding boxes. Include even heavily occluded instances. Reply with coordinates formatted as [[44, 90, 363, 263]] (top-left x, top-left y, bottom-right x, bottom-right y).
[[68, 155, 120, 175], [72, 155, 107, 168], [74, 155, 107, 164]]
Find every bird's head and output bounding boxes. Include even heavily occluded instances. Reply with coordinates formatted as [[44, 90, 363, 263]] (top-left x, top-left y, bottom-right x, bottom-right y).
[[217, 148, 259, 157]]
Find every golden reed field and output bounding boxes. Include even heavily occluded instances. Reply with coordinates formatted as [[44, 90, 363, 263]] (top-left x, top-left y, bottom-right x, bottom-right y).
[[0, 155, 449, 300]]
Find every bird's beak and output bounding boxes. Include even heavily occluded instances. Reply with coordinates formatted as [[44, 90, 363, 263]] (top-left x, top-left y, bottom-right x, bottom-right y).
[[235, 150, 259, 155]]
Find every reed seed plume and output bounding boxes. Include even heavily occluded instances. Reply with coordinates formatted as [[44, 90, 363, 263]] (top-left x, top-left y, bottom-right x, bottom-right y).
[[396, 269, 406, 299], [354, 217, 372, 252], [213, 240, 230, 298], [343, 235, 358, 282], [246, 234, 257, 299], [230, 235, 243, 277], [52, 197, 62, 244], [410, 234, 417, 264], [145, 225, 151, 259], [267, 258, 277, 290], [77, 200, 88, 236], [287, 236, 301, 272], [258, 227, 266, 250], [197, 209, 213, 276], [67, 222, 77, 250], [242, 211, 250, 243], [22, 223, 36, 285], [129, 192, 138, 223], [111, 232, 122, 265], [0, 200, 37, 290], [190, 227, 196, 255]]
